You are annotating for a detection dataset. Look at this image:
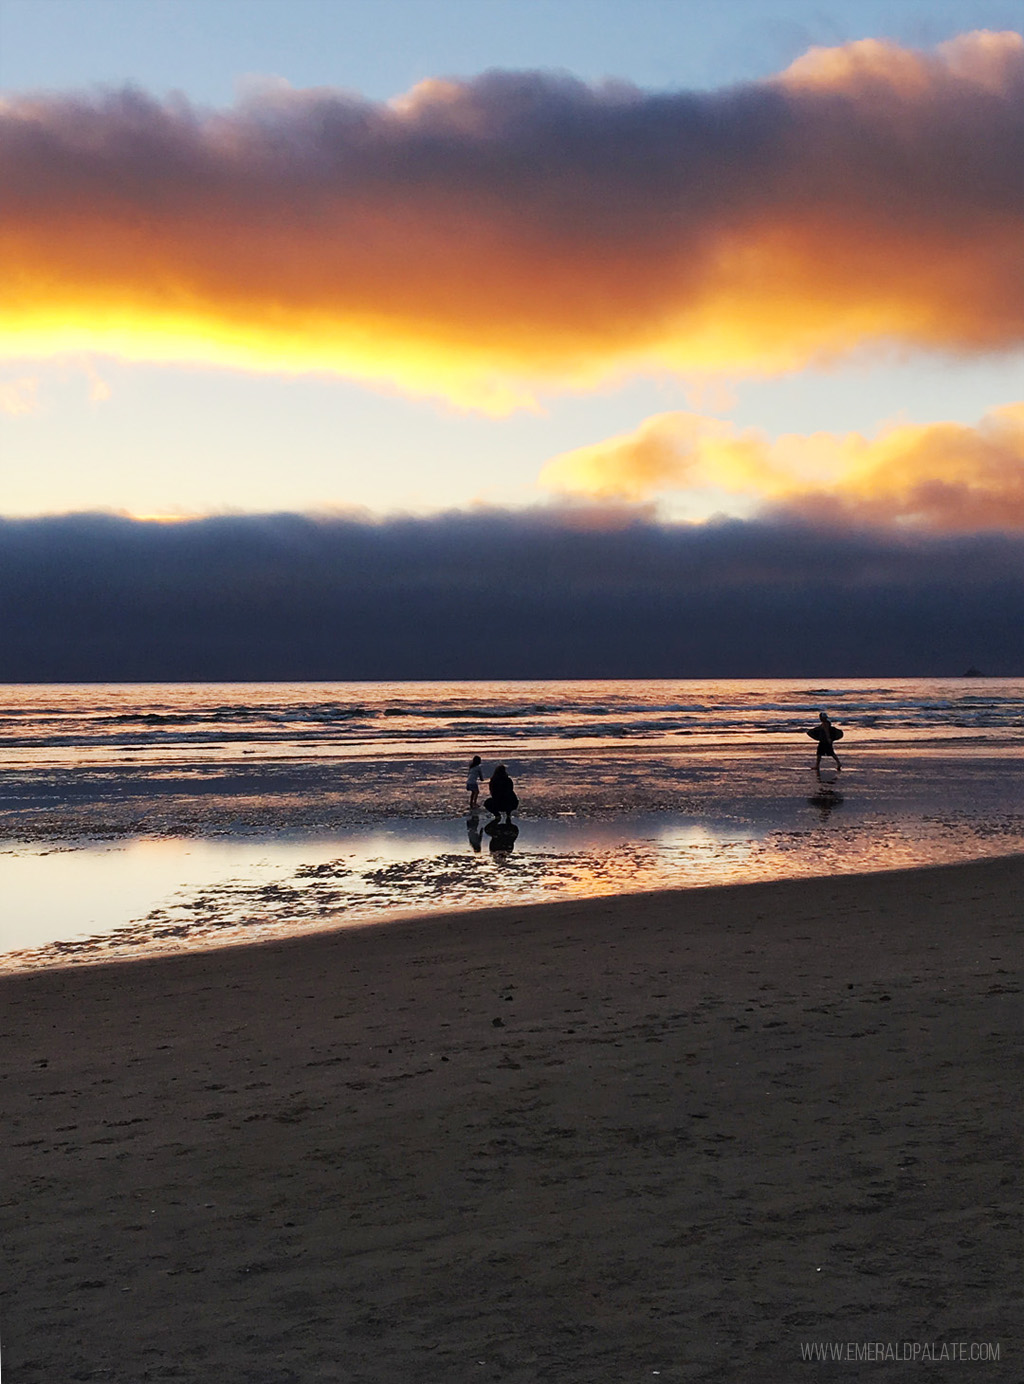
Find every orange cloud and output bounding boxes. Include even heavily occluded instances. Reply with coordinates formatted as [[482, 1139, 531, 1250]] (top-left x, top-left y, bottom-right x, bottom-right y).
[[1, 30, 1022, 408], [539, 404, 1024, 531]]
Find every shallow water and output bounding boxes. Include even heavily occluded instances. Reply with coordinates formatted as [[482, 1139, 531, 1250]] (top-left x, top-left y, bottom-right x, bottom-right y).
[[3, 743, 1022, 970], [3, 678, 1022, 969]]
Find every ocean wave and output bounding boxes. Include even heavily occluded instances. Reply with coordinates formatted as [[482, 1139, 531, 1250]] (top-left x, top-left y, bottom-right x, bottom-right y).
[[91, 704, 373, 727], [2, 679, 1023, 767]]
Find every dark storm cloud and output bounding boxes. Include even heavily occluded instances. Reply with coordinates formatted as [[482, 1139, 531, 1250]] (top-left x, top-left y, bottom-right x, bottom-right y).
[[1, 510, 1021, 680]]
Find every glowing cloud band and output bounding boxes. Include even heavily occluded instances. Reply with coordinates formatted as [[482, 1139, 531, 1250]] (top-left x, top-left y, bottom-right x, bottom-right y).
[[2, 31, 1023, 408], [540, 404, 1024, 530]]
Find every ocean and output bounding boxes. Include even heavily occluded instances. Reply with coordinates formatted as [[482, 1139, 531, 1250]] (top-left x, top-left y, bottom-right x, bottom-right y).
[[2, 678, 1022, 968], [4, 677, 1024, 766]]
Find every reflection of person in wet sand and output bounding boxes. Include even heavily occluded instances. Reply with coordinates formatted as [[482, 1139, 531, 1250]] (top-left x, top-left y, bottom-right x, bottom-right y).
[[485, 820, 519, 856], [484, 763, 519, 824], [808, 785, 843, 821], [466, 816, 484, 853], [807, 711, 843, 775]]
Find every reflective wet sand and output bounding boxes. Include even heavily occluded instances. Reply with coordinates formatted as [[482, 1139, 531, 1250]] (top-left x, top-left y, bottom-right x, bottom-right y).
[[3, 743, 1022, 969]]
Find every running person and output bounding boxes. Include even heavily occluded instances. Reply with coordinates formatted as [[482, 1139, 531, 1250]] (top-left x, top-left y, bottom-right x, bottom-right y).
[[813, 711, 842, 774]]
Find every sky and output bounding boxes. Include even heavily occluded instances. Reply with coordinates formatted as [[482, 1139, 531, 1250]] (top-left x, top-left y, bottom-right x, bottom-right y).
[[1, 0, 1022, 676]]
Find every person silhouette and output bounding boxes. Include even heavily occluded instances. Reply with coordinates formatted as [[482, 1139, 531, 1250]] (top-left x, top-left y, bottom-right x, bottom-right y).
[[465, 755, 485, 811], [483, 763, 519, 823], [809, 711, 843, 775]]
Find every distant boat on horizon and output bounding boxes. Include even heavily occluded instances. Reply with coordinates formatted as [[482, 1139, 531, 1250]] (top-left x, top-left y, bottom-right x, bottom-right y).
[[963, 667, 984, 677]]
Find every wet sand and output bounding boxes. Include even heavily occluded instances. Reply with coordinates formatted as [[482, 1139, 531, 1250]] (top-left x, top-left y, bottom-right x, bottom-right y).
[[2, 856, 1020, 1382]]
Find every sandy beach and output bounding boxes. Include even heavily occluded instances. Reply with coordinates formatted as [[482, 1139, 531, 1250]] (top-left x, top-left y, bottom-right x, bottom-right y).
[[2, 856, 1019, 1381]]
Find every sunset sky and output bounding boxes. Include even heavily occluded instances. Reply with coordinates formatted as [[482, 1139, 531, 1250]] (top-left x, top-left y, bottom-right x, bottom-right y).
[[1, 0, 1022, 677], [2, 0, 1022, 523]]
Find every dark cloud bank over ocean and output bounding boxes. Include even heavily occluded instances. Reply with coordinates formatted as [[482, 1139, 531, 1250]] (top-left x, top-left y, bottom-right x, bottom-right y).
[[1, 511, 1021, 681]]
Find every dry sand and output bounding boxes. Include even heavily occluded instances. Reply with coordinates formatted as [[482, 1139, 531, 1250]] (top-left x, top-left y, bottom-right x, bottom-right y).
[[2, 857, 1020, 1382]]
